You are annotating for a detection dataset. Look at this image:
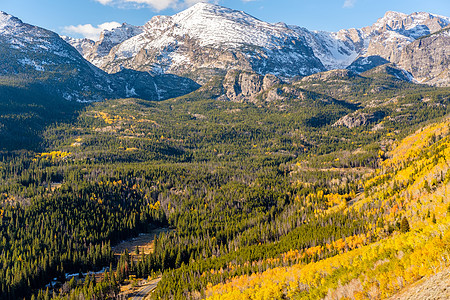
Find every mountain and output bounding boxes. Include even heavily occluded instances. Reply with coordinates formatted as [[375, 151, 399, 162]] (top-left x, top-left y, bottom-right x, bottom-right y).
[[67, 3, 326, 83], [61, 36, 95, 57], [0, 11, 199, 103], [0, 11, 199, 150], [66, 4, 450, 86], [362, 11, 450, 62], [397, 26, 450, 86], [66, 23, 144, 68]]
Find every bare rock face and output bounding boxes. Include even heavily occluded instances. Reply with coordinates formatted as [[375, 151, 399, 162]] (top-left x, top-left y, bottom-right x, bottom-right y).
[[398, 27, 450, 86], [364, 32, 414, 63], [221, 70, 285, 103], [62, 36, 95, 56], [85, 23, 143, 67], [333, 111, 385, 128], [265, 88, 285, 102], [263, 74, 282, 90], [361, 12, 449, 62], [345, 12, 450, 84], [223, 70, 263, 103]]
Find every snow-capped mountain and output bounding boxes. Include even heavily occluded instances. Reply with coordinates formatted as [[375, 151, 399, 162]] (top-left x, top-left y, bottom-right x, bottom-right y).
[[291, 27, 364, 70], [361, 11, 450, 60], [0, 11, 199, 102], [303, 11, 450, 74], [66, 4, 450, 86], [68, 3, 326, 83], [82, 23, 144, 67], [61, 36, 95, 57]]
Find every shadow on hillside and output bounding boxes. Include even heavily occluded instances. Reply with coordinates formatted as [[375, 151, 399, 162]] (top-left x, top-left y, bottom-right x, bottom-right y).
[[0, 85, 84, 152]]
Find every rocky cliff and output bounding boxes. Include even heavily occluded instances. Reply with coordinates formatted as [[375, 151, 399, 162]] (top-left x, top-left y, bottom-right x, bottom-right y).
[[397, 26, 450, 86]]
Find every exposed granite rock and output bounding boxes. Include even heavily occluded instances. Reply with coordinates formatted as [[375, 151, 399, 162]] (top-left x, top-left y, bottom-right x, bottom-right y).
[[62, 36, 95, 56], [361, 11, 449, 63], [223, 70, 263, 103], [398, 27, 450, 86], [220, 70, 285, 103], [85, 23, 144, 67], [263, 74, 282, 90], [333, 111, 385, 128]]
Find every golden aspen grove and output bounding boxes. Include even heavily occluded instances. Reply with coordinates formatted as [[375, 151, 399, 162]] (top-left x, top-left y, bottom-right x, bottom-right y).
[[205, 119, 450, 299]]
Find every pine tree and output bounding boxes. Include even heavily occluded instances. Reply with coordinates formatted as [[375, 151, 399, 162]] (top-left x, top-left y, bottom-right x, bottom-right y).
[[400, 217, 410, 233]]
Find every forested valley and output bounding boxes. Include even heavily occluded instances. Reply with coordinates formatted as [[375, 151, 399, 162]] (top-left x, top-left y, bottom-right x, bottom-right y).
[[1, 71, 450, 299]]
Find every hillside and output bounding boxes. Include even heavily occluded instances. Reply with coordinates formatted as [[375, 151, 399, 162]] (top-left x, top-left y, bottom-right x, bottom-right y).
[[0, 11, 200, 151], [205, 118, 450, 299], [0, 65, 448, 299]]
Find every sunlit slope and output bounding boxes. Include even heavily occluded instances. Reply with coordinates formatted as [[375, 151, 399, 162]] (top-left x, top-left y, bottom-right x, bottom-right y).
[[205, 118, 450, 300]]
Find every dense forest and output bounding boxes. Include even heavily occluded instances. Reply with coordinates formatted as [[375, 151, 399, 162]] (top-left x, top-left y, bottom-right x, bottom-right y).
[[0, 71, 449, 299]]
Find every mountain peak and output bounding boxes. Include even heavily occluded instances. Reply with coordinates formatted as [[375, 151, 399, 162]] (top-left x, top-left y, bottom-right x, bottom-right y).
[[189, 2, 219, 9], [383, 11, 407, 19], [0, 11, 23, 32], [183, 2, 234, 14], [172, 1, 254, 24], [0, 10, 13, 20], [371, 10, 450, 32]]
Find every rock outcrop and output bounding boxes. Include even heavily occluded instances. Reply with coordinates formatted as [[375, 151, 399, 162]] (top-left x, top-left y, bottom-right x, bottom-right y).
[[333, 111, 385, 128], [397, 27, 450, 86], [221, 70, 283, 103]]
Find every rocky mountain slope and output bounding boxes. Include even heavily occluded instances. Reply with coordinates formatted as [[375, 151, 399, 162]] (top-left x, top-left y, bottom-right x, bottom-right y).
[[362, 12, 448, 59], [388, 267, 450, 300], [0, 11, 199, 102], [397, 26, 450, 86], [66, 4, 450, 86], [64, 23, 144, 69], [69, 3, 327, 83]]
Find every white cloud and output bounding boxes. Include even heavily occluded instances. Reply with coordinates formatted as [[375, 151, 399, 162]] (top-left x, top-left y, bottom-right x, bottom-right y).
[[343, 0, 356, 8], [63, 22, 121, 40], [96, 0, 114, 4], [124, 0, 178, 11], [94, 0, 217, 11]]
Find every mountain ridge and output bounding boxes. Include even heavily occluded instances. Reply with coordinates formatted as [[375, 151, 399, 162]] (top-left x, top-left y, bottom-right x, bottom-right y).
[[0, 10, 199, 102], [64, 3, 450, 86]]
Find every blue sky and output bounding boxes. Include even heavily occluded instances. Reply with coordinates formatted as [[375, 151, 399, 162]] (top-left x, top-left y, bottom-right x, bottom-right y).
[[1, 0, 449, 39]]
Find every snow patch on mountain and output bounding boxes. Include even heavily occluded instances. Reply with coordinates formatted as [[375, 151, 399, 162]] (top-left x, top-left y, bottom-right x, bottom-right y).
[[18, 58, 45, 71], [0, 11, 22, 34], [113, 3, 311, 58]]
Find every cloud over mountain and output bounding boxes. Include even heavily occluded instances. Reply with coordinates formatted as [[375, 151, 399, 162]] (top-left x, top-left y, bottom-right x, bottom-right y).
[[63, 22, 121, 40]]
